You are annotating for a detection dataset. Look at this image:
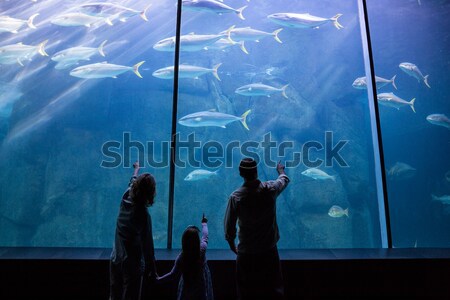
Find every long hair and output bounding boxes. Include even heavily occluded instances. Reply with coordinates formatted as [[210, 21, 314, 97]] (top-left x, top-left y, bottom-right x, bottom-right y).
[[180, 226, 202, 281], [129, 173, 156, 207]]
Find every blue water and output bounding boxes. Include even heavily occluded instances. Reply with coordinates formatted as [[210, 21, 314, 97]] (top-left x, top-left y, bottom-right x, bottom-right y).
[[0, 0, 447, 250]]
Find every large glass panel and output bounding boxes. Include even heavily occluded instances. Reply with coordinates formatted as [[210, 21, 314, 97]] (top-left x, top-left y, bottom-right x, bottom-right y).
[[0, 0, 174, 248], [367, 1, 450, 247], [172, 0, 384, 249]]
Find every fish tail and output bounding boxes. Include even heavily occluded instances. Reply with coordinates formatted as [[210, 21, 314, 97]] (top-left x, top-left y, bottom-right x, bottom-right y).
[[133, 61, 145, 78], [225, 25, 236, 44], [344, 208, 349, 217], [331, 14, 344, 29], [105, 18, 114, 26], [239, 41, 249, 54], [272, 28, 283, 43], [140, 4, 152, 22], [240, 110, 251, 130], [409, 98, 416, 113], [98, 40, 107, 57], [431, 194, 438, 201], [281, 84, 289, 99], [38, 40, 49, 57], [212, 63, 222, 81], [331, 175, 337, 182], [391, 74, 397, 90], [27, 13, 39, 29], [424, 75, 431, 88], [236, 6, 247, 20]]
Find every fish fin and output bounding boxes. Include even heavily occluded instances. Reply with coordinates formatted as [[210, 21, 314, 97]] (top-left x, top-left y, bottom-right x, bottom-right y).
[[11, 30, 19, 34], [212, 63, 222, 81], [194, 77, 199, 80], [391, 74, 397, 89], [98, 40, 107, 57], [119, 18, 127, 22], [140, 4, 152, 21], [424, 75, 430, 88], [188, 32, 195, 35], [112, 76, 118, 79], [224, 25, 236, 44], [17, 58, 24, 67], [27, 13, 39, 29], [240, 109, 251, 131], [105, 18, 113, 26], [281, 84, 289, 99], [85, 24, 91, 28], [272, 28, 283, 43], [331, 175, 337, 182], [236, 6, 247, 20], [409, 98, 416, 113], [220, 126, 226, 128], [38, 40, 49, 56], [133, 61, 145, 78], [203, 47, 209, 50], [255, 40, 260, 43], [239, 41, 249, 54], [331, 14, 344, 29], [344, 208, 349, 217]]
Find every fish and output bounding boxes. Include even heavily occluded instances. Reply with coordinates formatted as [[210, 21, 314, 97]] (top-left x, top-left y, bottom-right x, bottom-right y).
[[352, 75, 397, 90], [0, 13, 39, 33], [267, 13, 344, 29], [153, 28, 233, 52], [0, 40, 48, 66], [78, 2, 151, 22], [51, 40, 107, 70], [445, 171, 450, 183], [182, 0, 247, 20], [399, 62, 430, 88], [328, 205, 349, 218], [431, 194, 450, 204], [426, 114, 450, 130], [377, 92, 416, 113], [178, 110, 251, 130], [152, 63, 222, 80], [207, 38, 248, 54], [184, 169, 218, 181], [51, 12, 113, 27], [70, 61, 145, 79], [301, 168, 336, 181], [386, 162, 416, 180], [235, 83, 289, 99], [221, 27, 283, 43]]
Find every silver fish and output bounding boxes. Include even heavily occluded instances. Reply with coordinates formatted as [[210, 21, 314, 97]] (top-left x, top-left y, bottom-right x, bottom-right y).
[[387, 162, 416, 180], [152, 63, 222, 80], [235, 83, 289, 98], [0, 40, 48, 66], [52, 40, 107, 69], [51, 12, 113, 27], [182, 0, 247, 20], [79, 2, 151, 22], [268, 13, 344, 29], [352, 75, 397, 90], [377, 92, 416, 113], [70, 61, 144, 79], [328, 205, 348, 218], [178, 110, 251, 130], [184, 169, 218, 181], [221, 27, 283, 43], [426, 114, 450, 130], [301, 168, 336, 181], [0, 13, 39, 33], [431, 194, 450, 204], [399, 62, 430, 88]]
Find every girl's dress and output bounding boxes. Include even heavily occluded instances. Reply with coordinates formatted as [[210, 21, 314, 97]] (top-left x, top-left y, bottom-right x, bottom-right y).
[[159, 223, 213, 300]]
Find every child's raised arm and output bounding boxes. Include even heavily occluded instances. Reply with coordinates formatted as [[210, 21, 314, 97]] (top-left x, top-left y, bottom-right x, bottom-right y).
[[201, 213, 208, 250]]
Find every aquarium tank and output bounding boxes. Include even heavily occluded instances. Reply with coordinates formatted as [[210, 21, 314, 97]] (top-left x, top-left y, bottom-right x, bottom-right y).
[[0, 0, 448, 251]]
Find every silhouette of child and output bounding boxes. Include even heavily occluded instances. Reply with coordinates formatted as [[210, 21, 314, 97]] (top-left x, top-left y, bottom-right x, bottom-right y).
[[157, 214, 213, 300]]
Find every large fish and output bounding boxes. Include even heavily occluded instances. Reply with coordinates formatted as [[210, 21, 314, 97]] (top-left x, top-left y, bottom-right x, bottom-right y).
[[387, 162, 416, 180], [184, 169, 218, 181], [399, 62, 430, 88], [178, 110, 251, 130], [235, 83, 289, 98], [182, 0, 247, 20], [70, 61, 144, 79], [426, 114, 450, 130], [0, 13, 39, 33], [352, 75, 397, 90], [221, 26, 283, 43], [301, 168, 336, 181], [153, 29, 232, 52], [431, 194, 450, 204], [0, 40, 48, 66], [268, 13, 344, 29], [78, 2, 151, 22], [152, 63, 222, 80], [51, 12, 113, 27], [377, 92, 416, 113], [51, 40, 107, 70]]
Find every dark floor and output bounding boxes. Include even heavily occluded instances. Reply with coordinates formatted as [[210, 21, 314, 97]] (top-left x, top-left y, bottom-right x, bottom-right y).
[[1, 248, 450, 299]]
